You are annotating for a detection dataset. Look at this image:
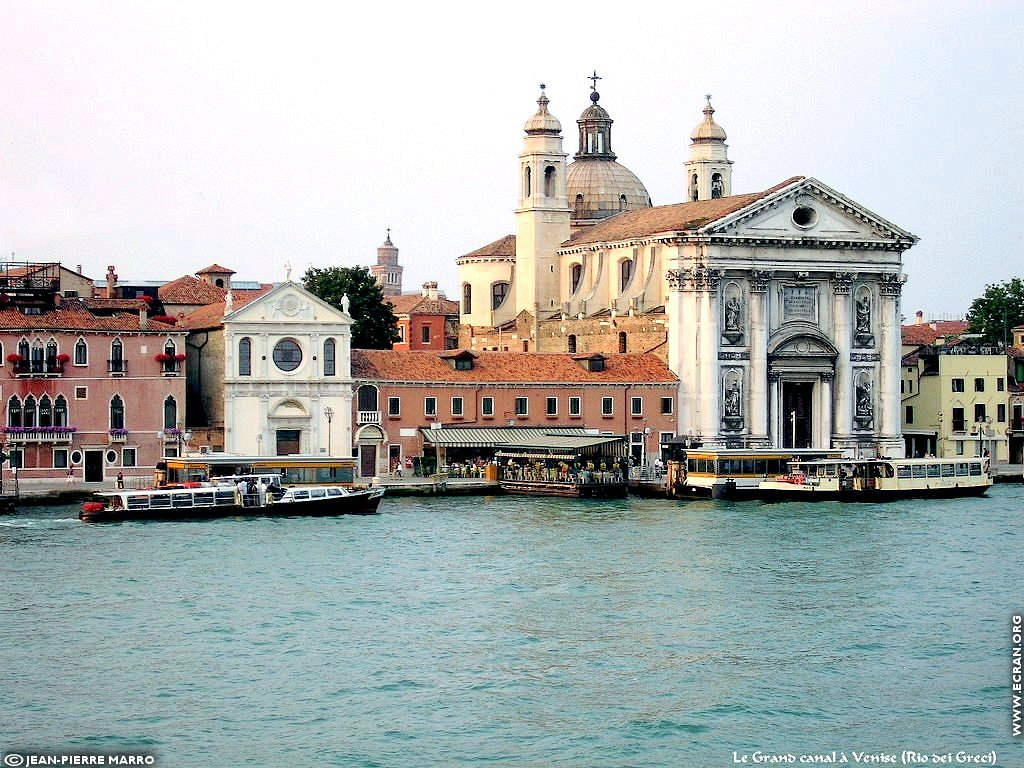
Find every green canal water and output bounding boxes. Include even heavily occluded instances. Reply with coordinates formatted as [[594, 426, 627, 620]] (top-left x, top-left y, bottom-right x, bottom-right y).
[[2, 486, 1022, 767]]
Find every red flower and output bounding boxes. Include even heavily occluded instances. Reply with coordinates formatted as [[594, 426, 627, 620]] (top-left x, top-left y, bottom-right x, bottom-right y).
[[6, 353, 21, 363], [174, 353, 186, 362], [56, 353, 71, 363], [154, 353, 171, 363]]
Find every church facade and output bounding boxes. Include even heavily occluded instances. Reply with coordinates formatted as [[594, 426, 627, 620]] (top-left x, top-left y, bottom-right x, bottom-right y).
[[457, 82, 917, 457]]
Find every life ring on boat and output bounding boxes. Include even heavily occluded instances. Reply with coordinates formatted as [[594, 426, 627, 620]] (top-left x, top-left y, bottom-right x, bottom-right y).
[[81, 502, 105, 513]]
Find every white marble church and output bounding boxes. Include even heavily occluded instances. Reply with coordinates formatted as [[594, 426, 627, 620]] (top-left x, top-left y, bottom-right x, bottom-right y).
[[456, 80, 918, 457]]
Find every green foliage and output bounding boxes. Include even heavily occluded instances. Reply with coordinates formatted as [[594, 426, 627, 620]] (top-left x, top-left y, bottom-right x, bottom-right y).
[[302, 266, 399, 349], [965, 277, 1024, 345]]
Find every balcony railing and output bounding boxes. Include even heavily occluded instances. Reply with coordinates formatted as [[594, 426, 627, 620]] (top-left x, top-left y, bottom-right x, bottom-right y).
[[1011, 418, 1024, 432], [109, 429, 128, 443], [108, 359, 128, 375], [12, 360, 64, 377], [161, 362, 181, 376], [357, 410, 381, 424], [3, 427, 76, 443]]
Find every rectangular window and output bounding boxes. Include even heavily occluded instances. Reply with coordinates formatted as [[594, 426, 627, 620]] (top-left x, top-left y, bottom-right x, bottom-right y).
[[397, 325, 405, 342], [482, 397, 494, 416], [630, 397, 643, 416], [955, 440, 964, 456], [122, 448, 137, 467], [997, 403, 1006, 422], [974, 404, 986, 422], [421, 326, 431, 344], [75, 386, 87, 400], [515, 397, 528, 417], [601, 397, 613, 417], [952, 407, 965, 431], [974, 378, 985, 392], [451, 397, 463, 417], [569, 397, 581, 417], [546, 397, 558, 416], [424, 397, 437, 417], [905, 406, 913, 424], [9, 448, 23, 468], [53, 448, 68, 469], [951, 378, 965, 392], [900, 380, 904, 394], [387, 397, 401, 417], [908, 380, 913, 394], [997, 377, 1005, 392], [660, 397, 674, 415]]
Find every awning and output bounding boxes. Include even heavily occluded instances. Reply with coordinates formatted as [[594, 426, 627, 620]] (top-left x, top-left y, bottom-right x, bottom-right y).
[[420, 426, 592, 448], [494, 434, 629, 459]]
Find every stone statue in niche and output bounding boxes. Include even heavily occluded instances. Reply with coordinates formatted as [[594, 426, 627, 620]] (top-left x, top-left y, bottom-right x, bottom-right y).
[[721, 286, 745, 345], [854, 376, 873, 428], [854, 291, 875, 347], [722, 375, 743, 429]]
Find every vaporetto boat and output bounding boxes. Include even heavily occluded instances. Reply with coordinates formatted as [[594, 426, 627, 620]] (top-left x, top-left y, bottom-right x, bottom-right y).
[[756, 457, 992, 501]]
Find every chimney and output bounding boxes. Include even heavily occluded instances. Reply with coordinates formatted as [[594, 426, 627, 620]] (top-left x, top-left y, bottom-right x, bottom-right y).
[[76, 264, 82, 275], [106, 265, 118, 299], [914, 310, 923, 325], [422, 281, 438, 300], [139, 303, 148, 330]]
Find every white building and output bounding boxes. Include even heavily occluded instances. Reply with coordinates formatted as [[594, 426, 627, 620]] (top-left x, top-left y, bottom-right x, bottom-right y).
[[457, 82, 918, 456], [222, 281, 353, 457]]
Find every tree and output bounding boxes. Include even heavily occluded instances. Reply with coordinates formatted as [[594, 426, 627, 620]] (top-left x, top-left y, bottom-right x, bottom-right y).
[[302, 266, 400, 349], [965, 277, 1024, 345]]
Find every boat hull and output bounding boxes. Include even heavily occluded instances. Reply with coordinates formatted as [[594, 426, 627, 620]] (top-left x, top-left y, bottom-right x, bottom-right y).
[[500, 480, 628, 498], [757, 482, 992, 502], [80, 488, 384, 522]]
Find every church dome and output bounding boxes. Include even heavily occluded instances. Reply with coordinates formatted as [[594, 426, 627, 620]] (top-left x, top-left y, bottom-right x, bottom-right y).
[[691, 96, 727, 142], [523, 86, 562, 135], [566, 159, 652, 223]]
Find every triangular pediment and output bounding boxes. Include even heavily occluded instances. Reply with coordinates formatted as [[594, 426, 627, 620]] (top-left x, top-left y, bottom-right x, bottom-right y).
[[704, 177, 917, 247], [224, 282, 352, 326]]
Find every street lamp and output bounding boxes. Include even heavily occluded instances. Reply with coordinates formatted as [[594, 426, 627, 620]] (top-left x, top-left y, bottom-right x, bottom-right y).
[[323, 406, 334, 456]]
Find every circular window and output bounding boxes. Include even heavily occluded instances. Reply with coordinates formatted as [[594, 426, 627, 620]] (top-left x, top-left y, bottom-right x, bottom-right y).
[[792, 206, 818, 228], [273, 338, 303, 372], [70, 450, 83, 465], [106, 450, 117, 464]]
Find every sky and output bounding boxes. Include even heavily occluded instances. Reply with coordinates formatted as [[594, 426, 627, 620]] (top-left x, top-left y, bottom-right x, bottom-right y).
[[1, 1, 1021, 319]]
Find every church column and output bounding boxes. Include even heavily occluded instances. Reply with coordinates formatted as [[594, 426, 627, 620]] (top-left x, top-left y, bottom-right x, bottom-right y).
[[666, 265, 690, 438], [818, 372, 834, 448], [878, 274, 905, 455], [768, 371, 782, 447], [832, 273, 855, 441], [748, 270, 770, 446], [699, 269, 722, 443]]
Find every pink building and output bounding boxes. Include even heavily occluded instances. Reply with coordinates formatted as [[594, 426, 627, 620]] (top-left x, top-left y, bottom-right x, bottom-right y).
[[0, 265, 187, 488], [389, 282, 460, 351], [350, 349, 678, 476]]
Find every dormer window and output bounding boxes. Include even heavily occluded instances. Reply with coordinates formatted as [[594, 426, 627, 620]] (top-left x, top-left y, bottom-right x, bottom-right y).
[[573, 353, 606, 373], [440, 350, 477, 371]]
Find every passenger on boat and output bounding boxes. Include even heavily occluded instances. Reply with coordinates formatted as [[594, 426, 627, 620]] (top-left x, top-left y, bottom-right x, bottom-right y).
[[236, 479, 249, 506]]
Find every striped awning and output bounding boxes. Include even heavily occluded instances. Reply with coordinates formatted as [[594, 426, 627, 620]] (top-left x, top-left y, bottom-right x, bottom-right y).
[[420, 426, 592, 448]]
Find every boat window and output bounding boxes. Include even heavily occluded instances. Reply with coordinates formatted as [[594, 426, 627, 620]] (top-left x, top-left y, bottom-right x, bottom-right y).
[[216, 491, 237, 505], [150, 495, 172, 508], [969, 463, 982, 476], [310, 488, 326, 499], [127, 496, 149, 510], [941, 464, 955, 477], [193, 492, 215, 505], [172, 493, 194, 507], [955, 463, 969, 476], [896, 465, 911, 479], [741, 459, 754, 475], [926, 464, 940, 478], [911, 465, 927, 478], [292, 490, 309, 500], [825, 465, 837, 477], [327, 488, 343, 497], [754, 459, 767, 475]]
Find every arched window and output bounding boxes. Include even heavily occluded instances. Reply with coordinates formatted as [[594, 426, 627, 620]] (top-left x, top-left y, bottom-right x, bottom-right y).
[[110, 395, 125, 430], [711, 173, 723, 199], [238, 337, 251, 376], [214, 278, 224, 288], [619, 259, 634, 293], [110, 338, 124, 373], [73, 337, 88, 366], [524, 166, 532, 197], [618, 331, 628, 353], [690, 173, 699, 201], [544, 166, 555, 197], [323, 338, 336, 377], [574, 194, 585, 218], [357, 385, 379, 412], [491, 282, 510, 310], [567, 334, 577, 353], [7, 397, 22, 427], [18, 338, 29, 361], [164, 339, 176, 357], [163, 396, 177, 430], [54, 395, 68, 427], [38, 395, 53, 427], [619, 194, 627, 211], [570, 263, 583, 294], [45, 339, 58, 371], [23, 395, 37, 428], [462, 283, 472, 315], [30, 341, 44, 374]]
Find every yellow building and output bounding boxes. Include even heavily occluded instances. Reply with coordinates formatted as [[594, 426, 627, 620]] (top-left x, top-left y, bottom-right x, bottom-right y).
[[902, 340, 1009, 461]]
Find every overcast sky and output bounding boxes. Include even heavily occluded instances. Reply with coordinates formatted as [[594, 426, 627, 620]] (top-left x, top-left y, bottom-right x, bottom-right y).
[[1, 1, 1020, 318]]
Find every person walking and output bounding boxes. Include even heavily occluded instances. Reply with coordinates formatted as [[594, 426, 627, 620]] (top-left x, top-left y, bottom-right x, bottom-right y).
[[66, 469, 74, 485], [116, 471, 124, 489]]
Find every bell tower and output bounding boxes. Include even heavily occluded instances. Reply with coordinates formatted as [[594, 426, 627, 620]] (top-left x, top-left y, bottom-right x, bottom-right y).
[[684, 95, 733, 202], [370, 229, 403, 297]]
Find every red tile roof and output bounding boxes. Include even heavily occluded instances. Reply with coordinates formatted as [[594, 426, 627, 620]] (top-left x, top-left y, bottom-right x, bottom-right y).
[[179, 287, 271, 330], [0, 298, 178, 332], [564, 178, 804, 247], [159, 275, 226, 305], [901, 320, 969, 346], [195, 264, 236, 275], [388, 294, 460, 316], [457, 235, 516, 261], [352, 350, 678, 384]]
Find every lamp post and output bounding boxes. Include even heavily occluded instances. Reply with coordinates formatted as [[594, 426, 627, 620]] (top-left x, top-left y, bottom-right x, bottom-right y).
[[324, 406, 334, 456]]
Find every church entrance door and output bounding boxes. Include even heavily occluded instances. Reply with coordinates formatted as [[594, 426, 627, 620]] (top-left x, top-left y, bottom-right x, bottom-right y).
[[782, 382, 814, 449]]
